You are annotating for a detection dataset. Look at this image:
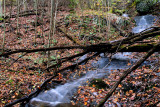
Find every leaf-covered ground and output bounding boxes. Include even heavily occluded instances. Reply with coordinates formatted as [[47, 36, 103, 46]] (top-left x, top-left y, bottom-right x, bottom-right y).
[[72, 53, 160, 106]]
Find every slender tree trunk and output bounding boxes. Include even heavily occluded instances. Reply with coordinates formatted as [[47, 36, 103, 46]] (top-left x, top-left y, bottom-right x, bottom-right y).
[[9, 0, 13, 19], [107, 0, 111, 38], [16, 0, 20, 34], [34, 0, 38, 44], [87, 0, 91, 9], [23, 0, 27, 11], [2, 0, 6, 52], [48, 0, 54, 67], [0, 0, 2, 17], [40, 0, 45, 44], [52, 0, 58, 41]]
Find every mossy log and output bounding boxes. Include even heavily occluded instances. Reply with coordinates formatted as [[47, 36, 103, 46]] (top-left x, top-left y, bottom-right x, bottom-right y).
[[119, 43, 160, 52]]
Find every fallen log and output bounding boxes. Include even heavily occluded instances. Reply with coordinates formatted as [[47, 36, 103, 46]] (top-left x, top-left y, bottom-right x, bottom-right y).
[[112, 30, 160, 45], [97, 42, 160, 107], [4, 52, 100, 107], [3, 29, 160, 106], [1, 42, 160, 58], [4, 9, 44, 19], [45, 51, 88, 71], [0, 45, 85, 57], [1, 26, 159, 57], [109, 43, 160, 52], [0, 9, 43, 23], [119, 43, 160, 52], [0, 43, 111, 57]]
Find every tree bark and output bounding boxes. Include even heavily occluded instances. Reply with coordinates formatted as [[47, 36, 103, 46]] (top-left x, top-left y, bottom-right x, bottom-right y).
[[97, 42, 160, 107], [4, 52, 100, 107], [1, 42, 160, 57]]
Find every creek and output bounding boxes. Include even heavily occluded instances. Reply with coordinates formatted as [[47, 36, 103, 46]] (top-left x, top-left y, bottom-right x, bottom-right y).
[[29, 52, 138, 107], [132, 15, 156, 33], [28, 15, 156, 107]]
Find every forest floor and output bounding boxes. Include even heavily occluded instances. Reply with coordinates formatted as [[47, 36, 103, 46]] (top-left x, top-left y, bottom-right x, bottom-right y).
[[0, 6, 160, 107]]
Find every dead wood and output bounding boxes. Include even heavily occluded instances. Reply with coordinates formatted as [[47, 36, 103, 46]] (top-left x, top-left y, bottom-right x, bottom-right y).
[[0, 26, 159, 57], [4, 52, 100, 107], [3, 26, 160, 106], [0, 45, 85, 57], [0, 43, 111, 57], [1, 41, 160, 58], [4, 9, 44, 19], [45, 51, 88, 71], [97, 42, 160, 107], [112, 29, 160, 45]]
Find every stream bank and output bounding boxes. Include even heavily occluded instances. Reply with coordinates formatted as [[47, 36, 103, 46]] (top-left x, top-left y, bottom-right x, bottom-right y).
[[28, 13, 160, 107], [29, 51, 159, 107], [29, 52, 134, 107]]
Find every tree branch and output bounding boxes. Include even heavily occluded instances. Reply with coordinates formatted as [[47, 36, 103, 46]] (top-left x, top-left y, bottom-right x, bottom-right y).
[[97, 42, 160, 107], [5, 52, 100, 107], [0, 43, 111, 57]]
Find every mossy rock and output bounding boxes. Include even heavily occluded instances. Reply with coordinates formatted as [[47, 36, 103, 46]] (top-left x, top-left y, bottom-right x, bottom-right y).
[[89, 79, 109, 89]]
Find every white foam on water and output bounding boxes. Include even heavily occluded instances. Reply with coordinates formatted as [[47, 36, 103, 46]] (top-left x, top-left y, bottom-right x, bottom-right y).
[[30, 54, 134, 106], [132, 15, 156, 33], [30, 68, 110, 106]]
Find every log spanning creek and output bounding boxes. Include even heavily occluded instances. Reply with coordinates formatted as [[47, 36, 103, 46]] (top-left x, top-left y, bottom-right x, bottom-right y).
[[28, 15, 157, 107]]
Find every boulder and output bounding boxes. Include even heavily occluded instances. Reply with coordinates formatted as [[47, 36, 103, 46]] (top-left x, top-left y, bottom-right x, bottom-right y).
[[30, 100, 79, 107]]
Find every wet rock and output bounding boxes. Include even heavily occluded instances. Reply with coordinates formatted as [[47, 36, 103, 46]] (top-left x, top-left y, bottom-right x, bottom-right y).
[[30, 100, 78, 107], [55, 103, 79, 107], [89, 78, 109, 89], [30, 100, 52, 107]]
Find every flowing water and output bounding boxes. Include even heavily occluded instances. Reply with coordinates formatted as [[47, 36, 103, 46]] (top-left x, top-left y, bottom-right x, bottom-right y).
[[29, 53, 133, 107], [132, 15, 156, 33], [29, 15, 156, 107]]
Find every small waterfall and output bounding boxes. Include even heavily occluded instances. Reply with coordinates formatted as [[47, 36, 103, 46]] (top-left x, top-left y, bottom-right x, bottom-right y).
[[138, 16, 147, 26], [132, 15, 156, 33]]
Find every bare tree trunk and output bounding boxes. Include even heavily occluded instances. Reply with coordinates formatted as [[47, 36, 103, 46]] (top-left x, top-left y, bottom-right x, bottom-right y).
[[2, 0, 6, 52], [16, 0, 20, 34], [34, 0, 38, 44], [0, 0, 2, 17], [48, 0, 54, 67], [52, 0, 58, 41], [9, 0, 13, 19], [107, 0, 111, 38], [23, 0, 27, 11], [40, 0, 45, 44], [87, 0, 91, 9]]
